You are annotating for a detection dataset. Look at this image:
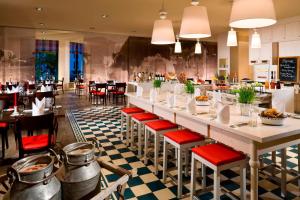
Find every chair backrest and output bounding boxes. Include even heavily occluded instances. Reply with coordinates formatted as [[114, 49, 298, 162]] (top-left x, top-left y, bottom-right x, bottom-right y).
[[89, 81, 95, 85], [36, 91, 54, 100], [95, 83, 107, 92], [0, 93, 19, 108], [107, 80, 114, 84], [115, 82, 126, 92]]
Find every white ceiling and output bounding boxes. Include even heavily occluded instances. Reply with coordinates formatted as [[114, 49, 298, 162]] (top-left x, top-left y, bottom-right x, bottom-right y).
[[0, 0, 300, 39]]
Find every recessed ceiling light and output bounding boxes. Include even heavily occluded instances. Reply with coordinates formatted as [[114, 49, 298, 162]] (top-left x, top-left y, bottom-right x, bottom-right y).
[[35, 7, 43, 12], [39, 23, 45, 26], [101, 14, 109, 19]]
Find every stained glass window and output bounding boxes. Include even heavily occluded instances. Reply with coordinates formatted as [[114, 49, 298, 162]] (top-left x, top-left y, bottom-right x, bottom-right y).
[[35, 40, 59, 81], [70, 42, 84, 81]]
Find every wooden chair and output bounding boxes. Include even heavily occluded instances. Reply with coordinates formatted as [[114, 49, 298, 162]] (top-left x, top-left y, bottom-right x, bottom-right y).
[[75, 79, 85, 96], [35, 91, 56, 107], [0, 100, 9, 158], [107, 80, 116, 101], [0, 93, 20, 109], [94, 83, 107, 105], [15, 112, 58, 158], [112, 82, 126, 104], [88, 81, 95, 102], [56, 77, 64, 94]]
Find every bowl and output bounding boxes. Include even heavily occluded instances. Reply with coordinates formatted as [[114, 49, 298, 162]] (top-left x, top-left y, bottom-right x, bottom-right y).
[[196, 101, 209, 106], [260, 116, 286, 126]]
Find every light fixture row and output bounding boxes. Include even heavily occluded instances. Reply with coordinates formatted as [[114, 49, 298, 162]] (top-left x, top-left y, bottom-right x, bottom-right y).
[[227, 0, 277, 48]]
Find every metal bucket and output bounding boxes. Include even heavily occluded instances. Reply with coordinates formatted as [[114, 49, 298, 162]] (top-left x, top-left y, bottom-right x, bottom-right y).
[[57, 139, 101, 200], [4, 150, 62, 200]]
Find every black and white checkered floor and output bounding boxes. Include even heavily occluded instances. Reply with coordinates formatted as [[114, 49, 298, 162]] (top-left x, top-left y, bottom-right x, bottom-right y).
[[67, 106, 300, 200]]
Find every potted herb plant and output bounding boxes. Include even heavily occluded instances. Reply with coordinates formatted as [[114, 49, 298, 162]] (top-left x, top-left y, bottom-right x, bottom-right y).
[[150, 79, 162, 103], [184, 80, 196, 114], [238, 86, 256, 116]]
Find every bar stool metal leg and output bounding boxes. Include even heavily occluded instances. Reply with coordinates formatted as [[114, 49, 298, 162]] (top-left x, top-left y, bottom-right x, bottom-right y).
[[178, 148, 183, 198], [144, 129, 149, 165], [126, 116, 130, 146], [214, 170, 221, 200], [162, 138, 168, 183], [184, 150, 189, 177], [202, 164, 206, 189], [190, 154, 196, 200], [137, 123, 142, 158], [154, 132, 160, 175]]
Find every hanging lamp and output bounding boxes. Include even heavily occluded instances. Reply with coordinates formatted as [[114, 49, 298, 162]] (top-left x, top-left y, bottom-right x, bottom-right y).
[[251, 29, 261, 48], [151, 1, 175, 45], [230, 0, 276, 29], [179, 0, 211, 39], [195, 39, 202, 54], [174, 35, 182, 53], [227, 28, 237, 46]]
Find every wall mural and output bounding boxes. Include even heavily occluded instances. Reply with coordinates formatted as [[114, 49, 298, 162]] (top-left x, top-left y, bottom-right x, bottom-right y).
[[85, 36, 217, 82]]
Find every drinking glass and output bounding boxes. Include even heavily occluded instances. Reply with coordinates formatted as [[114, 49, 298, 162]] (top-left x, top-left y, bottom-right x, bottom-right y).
[[249, 105, 259, 127]]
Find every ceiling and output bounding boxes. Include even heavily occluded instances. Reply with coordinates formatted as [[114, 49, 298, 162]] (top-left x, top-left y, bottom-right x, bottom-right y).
[[1, 0, 300, 40]]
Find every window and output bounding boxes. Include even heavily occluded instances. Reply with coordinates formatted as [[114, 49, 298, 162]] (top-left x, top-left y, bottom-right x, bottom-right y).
[[70, 42, 84, 82], [35, 40, 59, 81]]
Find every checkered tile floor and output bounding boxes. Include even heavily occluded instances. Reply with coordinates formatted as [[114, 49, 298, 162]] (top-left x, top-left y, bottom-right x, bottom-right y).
[[67, 107, 300, 200]]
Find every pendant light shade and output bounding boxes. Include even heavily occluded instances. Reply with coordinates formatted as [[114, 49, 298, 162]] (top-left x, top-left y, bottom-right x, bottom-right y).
[[179, 1, 211, 39], [151, 19, 175, 45], [151, 3, 175, 45], [174, 36, 182, 53], [251, 30, 261, 48], [227, 28, 237, 46], [195, 40, 202, 54], [230, 0, 276, 28]]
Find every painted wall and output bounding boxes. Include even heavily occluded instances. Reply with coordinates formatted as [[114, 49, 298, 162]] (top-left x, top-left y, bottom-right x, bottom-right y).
[[0, 27, 218, 85]]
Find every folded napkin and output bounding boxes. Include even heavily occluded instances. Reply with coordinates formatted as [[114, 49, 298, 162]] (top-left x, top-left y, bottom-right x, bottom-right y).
[[216, 102, 230, 124], [32, 97, 45, 116], [167, 93, 176, 108], [45, 80, 50, 84], [149, 88, 157, 103], [46, 85, 52, 91], [6, 86, 19, 94], [28, 80, 35, 85], [136, 86, 143, 97], [41, 85, 47, 92], [186, 96, 196, 114]]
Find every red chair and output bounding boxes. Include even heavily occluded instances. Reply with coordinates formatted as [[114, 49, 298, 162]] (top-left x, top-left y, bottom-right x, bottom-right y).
[[93, 83, 107, 105], [190, 143, 247, 200], [107, 80, 116, 102], [0, 122, 9, 158], [15, 112, 58, 158], [88, 81, 95, 102], [112, 82, 126, 104], [162, 129, 205, 198], [75, 79, 85, 96]]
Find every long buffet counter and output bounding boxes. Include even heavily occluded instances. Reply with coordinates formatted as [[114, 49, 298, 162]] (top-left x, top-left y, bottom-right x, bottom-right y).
[[125, 92, 300, 200]]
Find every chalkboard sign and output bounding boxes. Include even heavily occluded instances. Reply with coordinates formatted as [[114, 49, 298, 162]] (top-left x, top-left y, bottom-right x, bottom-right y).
[[279, 57, 298, 81]]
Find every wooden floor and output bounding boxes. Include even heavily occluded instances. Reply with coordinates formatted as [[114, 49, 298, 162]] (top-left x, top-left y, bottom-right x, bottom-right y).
[[0, 90, 125, 174]]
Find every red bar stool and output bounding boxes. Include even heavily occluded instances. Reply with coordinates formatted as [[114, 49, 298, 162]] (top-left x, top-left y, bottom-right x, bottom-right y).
[[0, 122, 9, 158], [120, 107, 144, 145], [130, 113, 159, 157], [162, 129, 205, 198], [144, 120, 178, 175], [190, 143, 247, 200]]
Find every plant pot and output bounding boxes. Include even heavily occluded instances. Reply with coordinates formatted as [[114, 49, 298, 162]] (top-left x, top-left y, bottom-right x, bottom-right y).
[[240, 103, 251, 116]]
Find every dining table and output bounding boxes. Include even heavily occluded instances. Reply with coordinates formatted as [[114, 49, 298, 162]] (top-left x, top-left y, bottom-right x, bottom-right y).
[[125, 92, 300, 200]]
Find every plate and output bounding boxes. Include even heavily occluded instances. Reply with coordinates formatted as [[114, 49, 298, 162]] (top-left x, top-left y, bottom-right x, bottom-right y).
[[196, 101, 209, 106], [291, 114, 300, 119]]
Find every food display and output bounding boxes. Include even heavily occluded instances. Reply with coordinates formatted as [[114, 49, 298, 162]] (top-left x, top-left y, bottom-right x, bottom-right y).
[[195, 95, 209, 106], [20, 164, 48, 173], [260, 108, 286, 126], [260, 108, 285, 118], [195, 95, 209, 102]]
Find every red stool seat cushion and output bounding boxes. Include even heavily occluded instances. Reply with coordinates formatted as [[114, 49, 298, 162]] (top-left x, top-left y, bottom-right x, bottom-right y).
[[77, 85, 85, 89], [164, 129, 204, 144], [22, 134, 50, 151], [112, 91, 125, 95], [132, 113, 159, 121], [145, 120, 178, 131], [121, 107, 144, 114], [0, 122, 8, 128], [94, 91, 106, 96], [192, 143, 245, 166]]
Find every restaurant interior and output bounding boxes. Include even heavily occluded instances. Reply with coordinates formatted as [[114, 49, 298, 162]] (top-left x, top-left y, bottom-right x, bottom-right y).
[[0, 0, 300, 199]]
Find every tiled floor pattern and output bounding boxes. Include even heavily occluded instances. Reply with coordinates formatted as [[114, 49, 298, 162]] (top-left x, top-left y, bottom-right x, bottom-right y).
[[67, 106, 300, 200]]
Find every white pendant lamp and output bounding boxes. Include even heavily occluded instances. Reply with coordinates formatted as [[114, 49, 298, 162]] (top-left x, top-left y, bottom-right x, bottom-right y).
[[230, 0, 277, 29], [151, 2, 175, 45], [195, 39, 202, 54], [251, 30, 261, 48], [174, 36, 182, 53], [227, 28, 237, 46], [179, 0, 211, 39]]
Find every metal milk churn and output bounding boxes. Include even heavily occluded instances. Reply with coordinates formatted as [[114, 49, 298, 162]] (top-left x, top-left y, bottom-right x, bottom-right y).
[[4, 152, 62, 200], [56, 140, 101, 200]]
